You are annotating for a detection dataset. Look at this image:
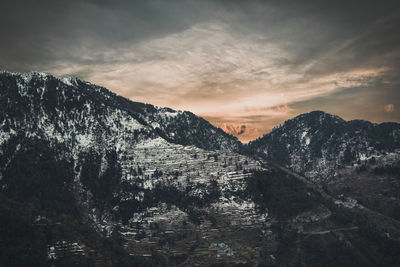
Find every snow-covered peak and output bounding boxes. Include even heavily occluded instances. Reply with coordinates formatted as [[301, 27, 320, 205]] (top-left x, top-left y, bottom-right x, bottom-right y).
[[249, 110, 400, 181], [1, 70, 50, 82], [0, 70, 242, 154], [61, 76, 79, 86]]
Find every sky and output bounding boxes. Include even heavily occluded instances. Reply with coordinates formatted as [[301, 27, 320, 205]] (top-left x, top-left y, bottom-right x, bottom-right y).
[[1, 0, 400, 142]]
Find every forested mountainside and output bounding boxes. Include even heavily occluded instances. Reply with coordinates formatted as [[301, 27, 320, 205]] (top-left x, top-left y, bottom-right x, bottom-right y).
[[248, 111, 400, 223], [248, 110, 400, 181], [0, 71, 241, 155], [1, 72, 399, 266]]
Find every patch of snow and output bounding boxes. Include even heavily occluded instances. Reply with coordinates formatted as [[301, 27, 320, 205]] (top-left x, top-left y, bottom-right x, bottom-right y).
[[135, 137, 169, 149], [299, 129, 310, 146], [115, 111, 144, 130], [300, 130, 307, 140], [76, 133, 94, 148], [162, 111, 179, 118], [305, 137, 310, 145], [0, 131, 12, 146], [151, 122, 160, 128], [131, 203, 187, 224], [61, 77, 74, 86]]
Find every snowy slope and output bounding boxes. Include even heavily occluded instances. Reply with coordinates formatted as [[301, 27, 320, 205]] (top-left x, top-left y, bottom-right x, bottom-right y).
[[248, 111, 400, 181], [0, 71, 264, 237], [1, 72, 400, 266]]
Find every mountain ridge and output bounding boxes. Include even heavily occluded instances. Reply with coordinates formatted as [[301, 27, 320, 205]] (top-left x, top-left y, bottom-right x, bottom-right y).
[[248, 109, 400, 181], [3, 70, 399, 145], [1, 70, 400, 266], [0, 70, 242, 152]]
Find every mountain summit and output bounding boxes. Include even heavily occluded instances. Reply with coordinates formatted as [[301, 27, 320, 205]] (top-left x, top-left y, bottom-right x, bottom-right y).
[[0, 71, 241, 153], [248, 110, 400, 181]]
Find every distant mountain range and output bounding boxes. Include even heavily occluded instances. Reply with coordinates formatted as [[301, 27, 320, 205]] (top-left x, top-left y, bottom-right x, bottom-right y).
[[1, 71, 399, 266]]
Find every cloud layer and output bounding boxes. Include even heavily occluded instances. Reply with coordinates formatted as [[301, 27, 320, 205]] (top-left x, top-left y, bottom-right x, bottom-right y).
[[1, 0, 399, 141]]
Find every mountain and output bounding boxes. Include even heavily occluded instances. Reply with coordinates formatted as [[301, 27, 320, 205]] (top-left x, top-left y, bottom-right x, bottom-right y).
[[248, 110, 400, 221], [248, 110, 400, 181], [0, 71, 241, 154], [1, 72, 400, 266], [0, 71, 262, 265], [0, 71, 245, 265]]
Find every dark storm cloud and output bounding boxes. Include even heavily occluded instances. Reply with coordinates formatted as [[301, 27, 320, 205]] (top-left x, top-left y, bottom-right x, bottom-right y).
[[231, 1, 400, 76], [0, 0, 217, 70], [2, 0, 399, 73], [1, 0, 399, 141]]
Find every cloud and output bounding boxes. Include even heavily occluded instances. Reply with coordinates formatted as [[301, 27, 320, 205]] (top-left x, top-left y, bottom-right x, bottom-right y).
[[218, 123, 261, 143], [1, 0, 400, 139], [385, 104, 395, 113], [42, 22, 387, 118]]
